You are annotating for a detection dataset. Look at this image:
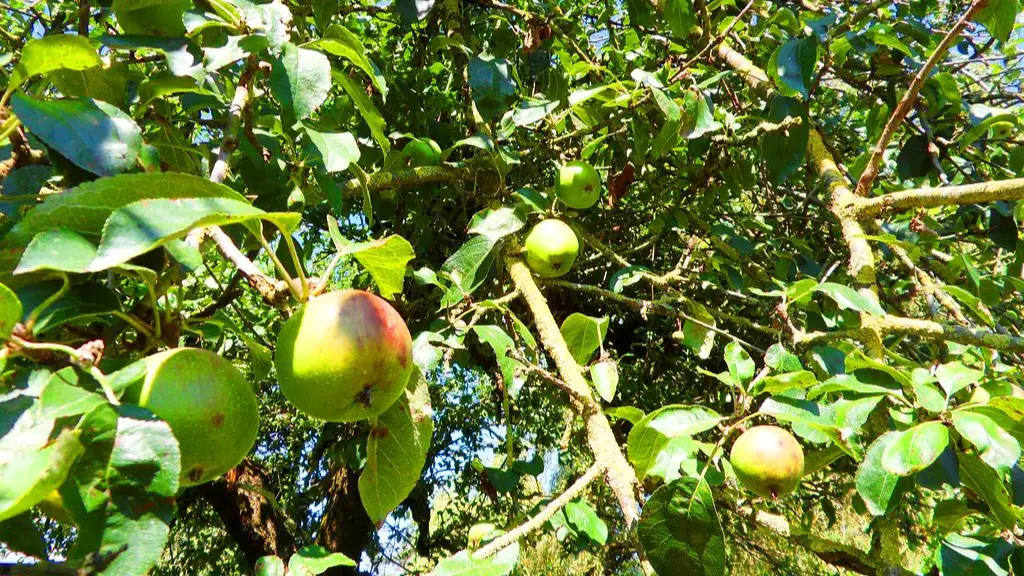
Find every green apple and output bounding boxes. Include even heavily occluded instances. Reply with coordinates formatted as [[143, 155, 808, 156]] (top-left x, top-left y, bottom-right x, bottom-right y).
[[730, 425, 804, 498], [524, 219, 579, 278], [554, 161, 601, 209], [124, 348, 259, 487], [405, 138, 442, 167], [275, 290, 414, 422]]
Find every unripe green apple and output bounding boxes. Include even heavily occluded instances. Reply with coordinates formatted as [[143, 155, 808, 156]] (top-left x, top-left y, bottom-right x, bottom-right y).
[[554, 161, 601, 209], [274, 290, 413, 422], [405, 138, 442, 167], [124, 348, 259, 487], [524, 219, 579, 278], [730, 425, 804, 498], [991, 121, 1015, 140]]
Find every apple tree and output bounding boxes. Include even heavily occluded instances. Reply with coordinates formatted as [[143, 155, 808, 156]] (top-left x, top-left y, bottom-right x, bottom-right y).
[[2, 0, 1024, 574]]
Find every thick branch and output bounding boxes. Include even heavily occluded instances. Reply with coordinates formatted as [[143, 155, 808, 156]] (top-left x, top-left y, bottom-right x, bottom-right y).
[[853, 0, 988, 197], [855, 177, 1024, 217], [473, 462, 602, 559], [504, 255, 643, 526]]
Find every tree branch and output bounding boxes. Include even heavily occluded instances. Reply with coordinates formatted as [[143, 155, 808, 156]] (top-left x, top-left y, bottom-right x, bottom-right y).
[[794, 312, 1024, 353], [854, 177, 1024, 217], [473, 462, 602, 559], [853, 0, 988, 197], [503, 255, 643, 526]]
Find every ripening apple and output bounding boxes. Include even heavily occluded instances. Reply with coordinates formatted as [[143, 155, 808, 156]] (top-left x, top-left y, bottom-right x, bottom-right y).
[[405, 138, 442, 167], [524, 219, 579, 278], [123, 348, 260, 487], [730, 425, 804, 498], [554, 160, 601, 209], [274, 290, 413, 422]]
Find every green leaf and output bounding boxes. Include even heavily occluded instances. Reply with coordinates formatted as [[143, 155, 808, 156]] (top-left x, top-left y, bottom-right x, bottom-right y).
[[15, 228, 98, 275], [0, 428, 83, 522], [97, 35, 203, 78], [336, 235, 416, 300], [765, 343, 803, 372], [432, 543, 519, 576], [814, 282, 885, 315], [973, 0, 1020, 43], [51, 63, 131, 106], [331, 69, 390, 154], [606, 406, 645, 424], [0, 173, 245, 275], [939, 285, 995, 326], [255, 556, 287, 576], [15, 281, 121, 335], [679, 300, 716, 359], [662, 0, 698, 37], [473, 325, 520, 396], [912, 369, 947, 413], [760, 95, 808, 184], [11, 35, 102, 86], [559, 313, 609, 365], [768, 36, 818, 100], [952, 411, 1021, 474], [288, 546, 356, 575], [114, 0, 189, 36], [136, 75, 213, 108], [359, 370, 433, 524], [512, 98, 560, 127], [880, 421, 949, 476], [758, 397, 845, 448], [935, 534, 1014, 576], [71, 405, 181, 576], [724, 341, 756, 387], [856, 432, 903, 516], [627, 405, 722, 480], [466, 207, 525, 240], [271, 42, 332, 119], [440, 235, 497, 302], [38, 368, 105, 420], [89, 197, 269, 271], [0, 283, 22, 339], [590, 360, 619, 403], [608, 266, 649, 294], [959, 452, 1018, 530], [564, 500, 608, 545], [314, 24, 388, 100], [936, 361, 985, 397], [303, 128, 361, 173], [11, 95, 142, 177], [751, 370, 818, 395], [638, 478, 725, 576], [468, 54, 517, 122]]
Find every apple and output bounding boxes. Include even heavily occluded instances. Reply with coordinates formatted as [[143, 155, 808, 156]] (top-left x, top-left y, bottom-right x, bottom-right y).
[[405, 138, 442, 167], [274, 290, 414, 422], [524, 219, 579, 278], [554, 161, 601, 209], [730, 425, 804, 498], [124, 348, 259, 487]]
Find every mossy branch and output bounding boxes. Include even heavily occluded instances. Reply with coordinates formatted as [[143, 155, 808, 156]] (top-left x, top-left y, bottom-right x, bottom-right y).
[[855, 177, 1024, 217], [794, 313, 1024, 354]]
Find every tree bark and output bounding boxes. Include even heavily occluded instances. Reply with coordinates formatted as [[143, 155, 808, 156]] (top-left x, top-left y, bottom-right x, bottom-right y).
[[318, 465, 375, 576], [198, 459, 296, 568]]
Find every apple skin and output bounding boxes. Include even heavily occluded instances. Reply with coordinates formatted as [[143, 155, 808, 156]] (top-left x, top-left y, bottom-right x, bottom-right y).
[[554, 161, 601, 209], [274, 290, 413, 422], [730, 425, 804, 498], [124, 348, 259, 487], [405, 138, 442, 167], [524, 219, 579, 278]]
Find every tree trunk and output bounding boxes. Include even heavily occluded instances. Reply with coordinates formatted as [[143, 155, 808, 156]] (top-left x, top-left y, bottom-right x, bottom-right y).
[[198, 459, 296, 568], [319, 465, 375, 576]]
